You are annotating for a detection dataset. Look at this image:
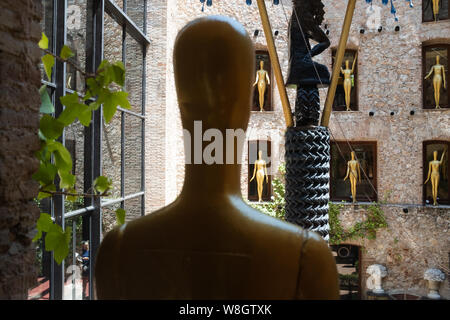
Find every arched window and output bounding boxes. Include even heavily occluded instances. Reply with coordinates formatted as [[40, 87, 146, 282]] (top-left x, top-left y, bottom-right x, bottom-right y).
[[332, 49, 358, 111], [252, 50, 273, 111], [423, 141, 449, 205], [423, 44, 449, 109], [248, 140, 272, 201], [423, 0, 449, 22]]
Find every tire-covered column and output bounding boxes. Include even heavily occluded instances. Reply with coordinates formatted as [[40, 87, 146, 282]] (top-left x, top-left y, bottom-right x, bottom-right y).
[[285, 125, 330, 240]]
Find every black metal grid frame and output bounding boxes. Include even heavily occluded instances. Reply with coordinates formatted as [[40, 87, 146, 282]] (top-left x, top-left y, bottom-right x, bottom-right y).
[[39, 0, 149, 300]]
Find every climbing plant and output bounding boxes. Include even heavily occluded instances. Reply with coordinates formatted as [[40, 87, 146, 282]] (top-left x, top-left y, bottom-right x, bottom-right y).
[[32, 33, 129, 264]]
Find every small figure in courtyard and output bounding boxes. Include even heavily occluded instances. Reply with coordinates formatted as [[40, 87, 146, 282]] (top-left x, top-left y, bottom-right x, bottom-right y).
[[81, 241, 90, 299], [424, 54, 446, 109], [340, 54, 357, 111], [250, 150, 269, 202], [344, 151, 361, 203], [424, 147, 447, 206], [253, 60, 270, 111]]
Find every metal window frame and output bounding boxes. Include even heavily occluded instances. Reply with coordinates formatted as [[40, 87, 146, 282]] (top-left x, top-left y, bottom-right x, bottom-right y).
[[39, 0, 148, 300]]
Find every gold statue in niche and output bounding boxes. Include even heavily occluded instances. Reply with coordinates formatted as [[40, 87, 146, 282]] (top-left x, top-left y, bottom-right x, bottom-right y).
[[340, 54, 357, 111], [253, 60, 270, 111], [432, 0, 441, 21], [344, 151, 361, 203], [250, 150, 269, 202], [424, 55, 447, 109], [424, 148, 447, 206]]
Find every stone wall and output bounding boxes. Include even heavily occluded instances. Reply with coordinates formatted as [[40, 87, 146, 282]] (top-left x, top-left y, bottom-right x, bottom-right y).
[[0, 0, 42, 299]]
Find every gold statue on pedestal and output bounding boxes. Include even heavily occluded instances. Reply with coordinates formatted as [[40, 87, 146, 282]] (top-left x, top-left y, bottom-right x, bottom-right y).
[[340, 54, 357, 111], [95, 16, 339, 300], [250, 150, 269, 202], [424, 55, 446, 109], [344, 151, 361, 203], [432, 0, 441, 21], [253, 60, 270, 111], [424, 148, 447, 206]]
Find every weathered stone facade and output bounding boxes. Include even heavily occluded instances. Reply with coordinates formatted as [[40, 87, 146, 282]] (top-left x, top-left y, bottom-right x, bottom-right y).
[[0, 0, 42, 299], [144, 0, 449, 299]]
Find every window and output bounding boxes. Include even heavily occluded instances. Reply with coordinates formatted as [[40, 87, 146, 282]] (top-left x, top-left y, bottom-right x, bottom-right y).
[[248, 140, 272, 201], [252, 50, 273, 111], [29, 0, 149, 301], [332, 49, 358, 111], [423, 141, 449, 205], [423, 45, 449, 109], [330, 142, 377, 202], [423, 0, 449, 22]]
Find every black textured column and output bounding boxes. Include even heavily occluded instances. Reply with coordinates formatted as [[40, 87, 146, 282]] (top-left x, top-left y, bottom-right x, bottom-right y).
[[294, 85, 320, 126], [285, 126, 330, 240]]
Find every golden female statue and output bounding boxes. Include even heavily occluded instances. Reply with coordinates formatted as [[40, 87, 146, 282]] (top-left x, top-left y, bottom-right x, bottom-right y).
[[424, 148, 447, 206], [250, 150, 269, 202], [344, 151, 361, 203], [432, 0, 441, 21], [340, 54, 357, 111], [253, 60, 270, 111], [424, 55, 446, 109]]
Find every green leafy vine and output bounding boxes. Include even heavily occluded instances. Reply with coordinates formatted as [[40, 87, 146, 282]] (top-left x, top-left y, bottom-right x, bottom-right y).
[[33, 33, 129, 264]]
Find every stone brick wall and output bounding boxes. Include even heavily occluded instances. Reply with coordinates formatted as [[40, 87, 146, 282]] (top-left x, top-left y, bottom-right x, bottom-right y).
[[0, 0, 42, 299]]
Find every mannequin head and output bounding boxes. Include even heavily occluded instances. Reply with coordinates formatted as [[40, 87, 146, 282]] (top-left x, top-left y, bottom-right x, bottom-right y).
[[345, 60, 349, 69], [351, 151, 356, 160], [434, 150, 438, 160], [436, 55, 440, 64], [259, 60, 264, 69]]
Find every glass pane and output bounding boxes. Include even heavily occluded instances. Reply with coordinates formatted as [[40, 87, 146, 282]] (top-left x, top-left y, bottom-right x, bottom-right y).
[[125, 196, 143, 222], [104, 13, 123, 64], [424, 46, 448, 109], [423, 0, 449, 22], [248, 141, 272, 202], [27, 237, 51, 300], [102, 202, 122, 234], [331, 143, 377, 202], [333, 50, 358, 111], [63, 216, 88, 300], [124, 114, 142, 195], [125, 33, 143, 114], [66, 0, 89, 92], [102, 112, 122, 200], [252, 51, 272, 111], [40, 0, 54, 81], [424, 143, 449, 204], [64, 120, 86, 212], [126, 0, 145, 31], [110, 0, 124, 10]]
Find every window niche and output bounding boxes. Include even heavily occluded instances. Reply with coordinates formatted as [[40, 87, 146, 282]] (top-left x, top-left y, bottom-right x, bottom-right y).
[[423, 141, 449, 205], [248, 140, 272, 202], [423, 45, 449, 109], [423, 0, 449, 22], [252, 50, 273, 112], [330, 142, 377, 202], [332, 49, 358, 112]]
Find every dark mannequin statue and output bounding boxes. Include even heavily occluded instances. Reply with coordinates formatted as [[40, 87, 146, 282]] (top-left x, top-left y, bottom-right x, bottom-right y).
[[286, 0, 330, 126], [95, 16, 339, 300]]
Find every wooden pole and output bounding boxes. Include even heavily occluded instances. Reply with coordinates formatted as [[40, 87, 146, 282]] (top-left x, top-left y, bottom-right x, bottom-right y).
[[256, 0, 293, 128], [320, 0, 357, 127]]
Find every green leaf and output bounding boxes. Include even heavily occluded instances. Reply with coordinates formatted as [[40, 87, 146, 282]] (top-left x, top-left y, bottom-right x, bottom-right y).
[[42, 54, 54, 81], [93, 176, 112, 194], [46, 140, 72, 172], [40, 114, 64, 140], [33, 213, 53, 242], [114, 91, 130, 110], [38, 184, 56, 200], [59, 93, 94, 127], [111, 62, 125, 86], [60, 45, 74, 60], [65, 188, 78, 202], [45, 224, 69, 264], [38, 32, 49, 50], [103, 91, 130, 123], [32, 161, 57, 186], [115, 208, 126, 226], [39, 85, 54, 114], [59, 171, 76, 190]]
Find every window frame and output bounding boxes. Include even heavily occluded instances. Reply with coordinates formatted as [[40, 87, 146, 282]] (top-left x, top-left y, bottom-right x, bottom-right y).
[[422, 140, 450, 205], [247, 140, 272, 202], [422, 0, 450, 22], [330, 141, 378, 203], [422, 44, 450, 109], [251, 50, 273, 112], [331, 48, 359, 112]]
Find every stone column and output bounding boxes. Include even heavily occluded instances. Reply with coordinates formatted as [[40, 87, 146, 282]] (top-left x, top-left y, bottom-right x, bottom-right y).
[[0, 0, 42, 299]]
